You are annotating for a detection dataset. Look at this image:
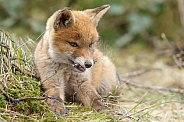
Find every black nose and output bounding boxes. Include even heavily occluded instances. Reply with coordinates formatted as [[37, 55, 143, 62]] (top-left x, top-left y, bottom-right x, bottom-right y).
[[84, 61, 92, 68]]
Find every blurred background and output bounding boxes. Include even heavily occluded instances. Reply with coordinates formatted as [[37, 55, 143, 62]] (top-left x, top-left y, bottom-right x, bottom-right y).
[[0, 0, 183, 46], [0, 0, 184, 74]]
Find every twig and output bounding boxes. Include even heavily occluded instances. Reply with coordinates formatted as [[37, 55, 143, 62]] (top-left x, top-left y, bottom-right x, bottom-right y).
[[0, 87, 64, 103], [172, 55, 184, 67], [11, 64, 40, 80], [124, 115, 140, 121], [121, 69, 159, 78], [0, 88, 46, 102], [124, 80, 184, 95], [161, 33, 184, 68], [0, 43, 10, 50]]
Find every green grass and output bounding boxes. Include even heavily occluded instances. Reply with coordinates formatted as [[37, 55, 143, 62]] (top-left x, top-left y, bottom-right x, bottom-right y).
[[0, 30, 184, 121]]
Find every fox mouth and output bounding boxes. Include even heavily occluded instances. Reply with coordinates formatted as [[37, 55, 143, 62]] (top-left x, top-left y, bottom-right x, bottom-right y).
[[68, 56, 92, 73], [72, 63, 86, 72], [68, 58, 86, 72]]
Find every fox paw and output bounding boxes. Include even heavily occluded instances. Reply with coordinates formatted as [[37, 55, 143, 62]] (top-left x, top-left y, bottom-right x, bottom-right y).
[[47, 98, 68, 116], [92, 98, 108, 112]]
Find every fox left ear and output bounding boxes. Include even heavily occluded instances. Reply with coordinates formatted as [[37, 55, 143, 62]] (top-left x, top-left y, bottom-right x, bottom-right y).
[[53, 8, 75, 30], [84, 5, 110, 27]]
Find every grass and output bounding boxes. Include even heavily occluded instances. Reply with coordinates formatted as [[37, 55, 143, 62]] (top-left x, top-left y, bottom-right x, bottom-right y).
[[0, 30, 184, 121]]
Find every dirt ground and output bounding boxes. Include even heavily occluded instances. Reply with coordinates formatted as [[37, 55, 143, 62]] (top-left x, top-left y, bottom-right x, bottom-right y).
[[111, 45, 184, 121]]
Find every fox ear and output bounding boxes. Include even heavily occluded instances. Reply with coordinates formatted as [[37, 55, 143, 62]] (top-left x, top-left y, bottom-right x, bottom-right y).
[[84, 5, 110, 27], [54, 8, 75, 30]]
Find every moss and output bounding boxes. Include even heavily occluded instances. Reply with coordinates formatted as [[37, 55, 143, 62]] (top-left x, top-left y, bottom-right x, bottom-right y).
[[0, 93, 6, 108], [16, 101, 29, 113], [31, 100, 48, 113], [14, 100, 48, 115]]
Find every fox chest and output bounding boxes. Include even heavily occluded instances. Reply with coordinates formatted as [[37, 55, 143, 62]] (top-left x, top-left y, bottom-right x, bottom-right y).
[[64, 69, 92, 95], [64, 69, 92, 84]]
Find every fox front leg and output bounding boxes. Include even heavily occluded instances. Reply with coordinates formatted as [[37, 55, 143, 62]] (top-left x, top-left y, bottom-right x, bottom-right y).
[[42, 82, 68, 116], [71, 80, 108, 112], [46, 96, 67, 116]]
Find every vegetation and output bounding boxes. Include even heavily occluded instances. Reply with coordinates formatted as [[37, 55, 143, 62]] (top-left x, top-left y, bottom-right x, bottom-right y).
[[0, 0, 184, 121]]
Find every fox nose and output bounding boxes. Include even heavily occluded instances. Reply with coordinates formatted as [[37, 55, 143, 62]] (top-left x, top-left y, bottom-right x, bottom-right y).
[[84, 61, 92, 68]]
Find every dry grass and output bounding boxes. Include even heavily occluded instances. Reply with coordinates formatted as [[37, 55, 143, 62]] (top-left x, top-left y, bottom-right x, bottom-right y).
[[113, 43, 184, 121], [0, 30, 184, 121]]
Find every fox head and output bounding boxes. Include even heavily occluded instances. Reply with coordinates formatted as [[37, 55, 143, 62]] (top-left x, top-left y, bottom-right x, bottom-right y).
[[45, 5, 110, 72]]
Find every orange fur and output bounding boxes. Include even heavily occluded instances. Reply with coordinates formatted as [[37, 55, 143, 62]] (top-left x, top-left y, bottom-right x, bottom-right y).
[[34, 5, 119, 116]]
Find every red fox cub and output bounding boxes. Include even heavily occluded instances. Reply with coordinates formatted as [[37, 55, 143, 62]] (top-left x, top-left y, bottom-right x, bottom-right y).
[[34, 5, 119, 115]]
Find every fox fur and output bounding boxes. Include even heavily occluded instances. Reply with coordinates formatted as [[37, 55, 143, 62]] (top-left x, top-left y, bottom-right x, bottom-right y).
[[34, 5, 119, 115]]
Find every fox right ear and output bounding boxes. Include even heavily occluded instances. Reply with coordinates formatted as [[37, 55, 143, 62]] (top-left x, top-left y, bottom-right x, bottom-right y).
[[53, 8, 75, 30], [84, 5, 110, 27]]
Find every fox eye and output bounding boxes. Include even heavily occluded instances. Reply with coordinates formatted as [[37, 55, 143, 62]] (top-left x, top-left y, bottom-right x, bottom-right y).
[[68, 42, 79, 47], [89, 43, 93, 48]]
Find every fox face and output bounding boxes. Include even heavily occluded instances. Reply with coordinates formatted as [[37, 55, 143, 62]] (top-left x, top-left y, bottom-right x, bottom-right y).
[[46, 5, 110, 73]]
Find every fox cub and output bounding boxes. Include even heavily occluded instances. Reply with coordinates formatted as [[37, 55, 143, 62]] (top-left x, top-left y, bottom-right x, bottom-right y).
[[34, 5, 119, 115]]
